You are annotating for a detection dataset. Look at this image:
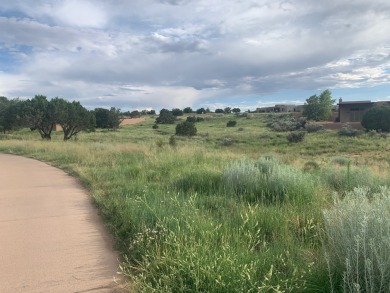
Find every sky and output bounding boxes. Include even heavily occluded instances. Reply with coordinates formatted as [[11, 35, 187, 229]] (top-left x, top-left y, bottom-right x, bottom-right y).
[[0, 0, 390, 111]]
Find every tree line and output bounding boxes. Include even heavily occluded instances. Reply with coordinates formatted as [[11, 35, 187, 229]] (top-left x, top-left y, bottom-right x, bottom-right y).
[[0, 95, 125, 140]]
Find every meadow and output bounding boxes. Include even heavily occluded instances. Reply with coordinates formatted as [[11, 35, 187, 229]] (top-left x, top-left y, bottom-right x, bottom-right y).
[[1, 113, 390, 292]]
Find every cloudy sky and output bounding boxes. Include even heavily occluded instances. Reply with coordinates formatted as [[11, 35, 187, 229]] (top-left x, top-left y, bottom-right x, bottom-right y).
[[1, 0, 390, 111]]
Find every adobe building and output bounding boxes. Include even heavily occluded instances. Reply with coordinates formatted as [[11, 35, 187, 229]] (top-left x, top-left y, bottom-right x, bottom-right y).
[[338, 99, 374, 123]]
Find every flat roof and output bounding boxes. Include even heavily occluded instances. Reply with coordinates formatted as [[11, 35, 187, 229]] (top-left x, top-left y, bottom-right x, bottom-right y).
[[338, 100, 373, 105]]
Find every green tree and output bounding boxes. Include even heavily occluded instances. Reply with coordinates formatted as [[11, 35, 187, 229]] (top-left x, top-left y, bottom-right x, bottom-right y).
[[52, 98, 95, 140], [303, 90, 335, 121], [94, 108, 110, 128], [130, 110, 141, 118], [224, 107, 232, 114], [23, 95, 57, 140], [107, 107, 121, 130], [361, 106, 390, 132], [156, 109, 176, 124], [0, 97, 23, 133], [171, 108, 184, 116], [215, 108, 224, 113], [183, 107, 193, 114], [196, 108, 206, 114], [232, 108, 241, 113]]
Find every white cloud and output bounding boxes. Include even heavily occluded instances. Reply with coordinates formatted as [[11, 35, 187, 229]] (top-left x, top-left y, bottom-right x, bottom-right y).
[[54, 0, 107, 28], [1, 0, 390, 109]]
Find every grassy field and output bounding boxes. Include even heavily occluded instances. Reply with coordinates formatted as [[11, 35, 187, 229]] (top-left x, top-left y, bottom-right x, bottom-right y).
[[1, 113, 390, 292]]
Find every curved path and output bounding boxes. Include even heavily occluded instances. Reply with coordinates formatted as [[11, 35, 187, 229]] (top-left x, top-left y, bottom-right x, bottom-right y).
[[0, 153, 125, 293]]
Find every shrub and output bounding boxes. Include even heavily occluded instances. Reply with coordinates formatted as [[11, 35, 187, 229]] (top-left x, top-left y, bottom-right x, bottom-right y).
[[266, 113, 306, 132], [219, 137, 235, 146], [169, 135, 176, 147], [186, 116, 197, 123], [361, 106, 390, 132], [152, 124, 158, 129], [332, 157, 351, 166], [175, 121, 197, 136], [338, 124, 359, 137], [305, 123, 325, 133], [367, 129, 388, 139], [287, 131, 305, 143], [303, 161, 320, 172], [186, 116, 204, 123], [156, 109, 176, 124], [156, 139, 164, 148], [226, 120, 237, 127], [323, 187, 390, 292]]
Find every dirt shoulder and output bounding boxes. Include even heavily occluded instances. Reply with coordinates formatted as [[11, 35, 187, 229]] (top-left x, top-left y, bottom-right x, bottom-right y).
[[0, 153, 127, 293]]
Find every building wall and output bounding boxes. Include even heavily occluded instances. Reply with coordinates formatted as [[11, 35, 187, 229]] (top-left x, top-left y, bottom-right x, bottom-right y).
[[339, 103, 373, 123]]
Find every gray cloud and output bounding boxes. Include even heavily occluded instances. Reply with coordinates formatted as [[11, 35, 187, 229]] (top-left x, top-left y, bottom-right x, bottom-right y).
[[0, 0, 390, 110]]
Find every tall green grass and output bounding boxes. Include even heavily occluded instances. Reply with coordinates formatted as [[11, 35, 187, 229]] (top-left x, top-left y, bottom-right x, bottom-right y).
[[0, 114, 389, 292]]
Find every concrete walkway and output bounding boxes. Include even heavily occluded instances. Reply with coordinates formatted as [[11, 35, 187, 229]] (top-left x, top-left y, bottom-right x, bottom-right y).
[[0, 153, 125, 293]]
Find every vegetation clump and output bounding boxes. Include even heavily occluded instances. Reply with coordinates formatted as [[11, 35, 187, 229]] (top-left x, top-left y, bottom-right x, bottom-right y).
[[186, 116, 204, 123], [361, 106, 390, 132], [303, 89, 335, 121], [287, 131, 305, 143], [266, 113, 306, 132], [323, 187, 390, 292], [305, 123, 325, 133], [175, 121, 197, 136], [226, 120, 237, 127], [222, 157, 317, 204], [338, 124, 359, 137], [156, 109, 176, 124]]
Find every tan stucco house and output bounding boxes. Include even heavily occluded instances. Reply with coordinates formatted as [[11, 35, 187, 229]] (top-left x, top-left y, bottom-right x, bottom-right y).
[[338, 99, 374, 123]]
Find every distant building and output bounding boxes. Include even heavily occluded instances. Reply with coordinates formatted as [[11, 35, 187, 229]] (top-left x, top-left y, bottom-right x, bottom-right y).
[[337, 99, 390, 123], [256, 104, 303, 113], [338, 99, 374, 123]]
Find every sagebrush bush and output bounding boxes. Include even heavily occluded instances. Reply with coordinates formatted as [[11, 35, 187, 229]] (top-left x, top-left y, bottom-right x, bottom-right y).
[[305, 123, 325, 133], [287, 131, 305, 143], [219, 137, 235, 146], [266, 113, 306, 132], [323, 187, 390, 292], [338, 124, 359, 137], [367, 129, 388, 139]]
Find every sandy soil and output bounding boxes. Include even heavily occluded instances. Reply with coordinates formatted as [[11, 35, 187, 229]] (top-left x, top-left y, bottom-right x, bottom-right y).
[[0, 153, 127, 293], [120, 118, 145, 126]]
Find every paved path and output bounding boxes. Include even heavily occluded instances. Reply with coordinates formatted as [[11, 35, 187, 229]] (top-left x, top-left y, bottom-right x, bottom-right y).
[[0, 153, 125, 293]]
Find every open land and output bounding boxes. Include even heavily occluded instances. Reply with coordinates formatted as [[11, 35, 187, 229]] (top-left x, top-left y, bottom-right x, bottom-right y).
[[1, 113, 390, 292]]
